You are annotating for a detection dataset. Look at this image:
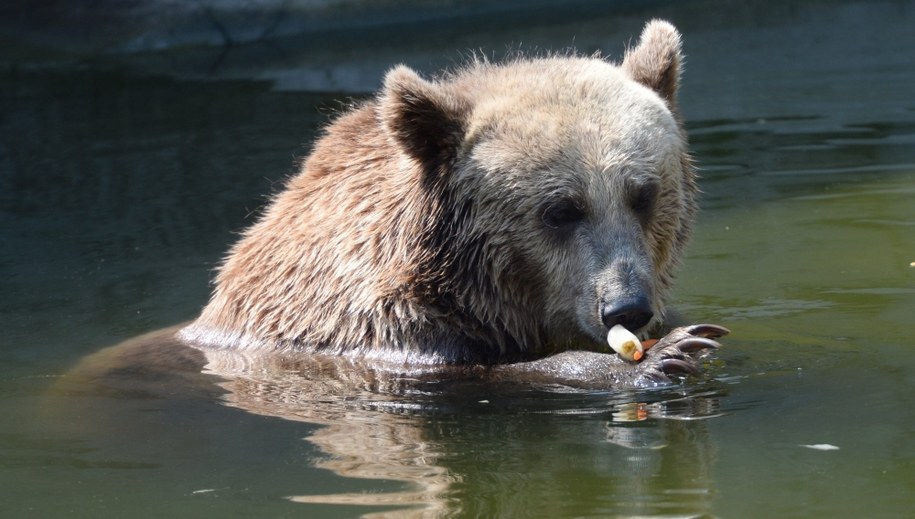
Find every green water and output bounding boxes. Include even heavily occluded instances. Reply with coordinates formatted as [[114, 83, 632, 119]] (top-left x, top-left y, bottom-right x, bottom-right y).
[[2, 2, 915, 517]]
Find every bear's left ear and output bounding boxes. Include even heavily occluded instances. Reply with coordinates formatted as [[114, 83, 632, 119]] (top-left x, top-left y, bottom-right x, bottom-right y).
[[379, 65, 468, 177], [622, 19, 683, 112]]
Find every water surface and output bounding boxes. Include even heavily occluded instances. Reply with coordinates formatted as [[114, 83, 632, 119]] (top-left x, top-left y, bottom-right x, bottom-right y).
[[2, 2, 914, 517]]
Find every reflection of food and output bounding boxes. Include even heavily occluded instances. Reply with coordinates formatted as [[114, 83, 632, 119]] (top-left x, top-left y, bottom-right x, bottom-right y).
[[612, 402, 651, 422], [610, 393, 723, 426]]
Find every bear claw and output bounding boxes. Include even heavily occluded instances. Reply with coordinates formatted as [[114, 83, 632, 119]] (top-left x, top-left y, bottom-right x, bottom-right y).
[[674, 337, 722, 353], [684, 324, 730, 340], [660, 358, 700, 375]]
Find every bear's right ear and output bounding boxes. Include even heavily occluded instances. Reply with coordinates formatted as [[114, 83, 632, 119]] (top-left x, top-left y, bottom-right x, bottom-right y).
[[379, 65, 468, 177]]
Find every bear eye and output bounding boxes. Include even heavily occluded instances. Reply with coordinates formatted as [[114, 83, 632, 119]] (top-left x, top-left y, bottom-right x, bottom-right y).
[[630, 181, 658, 216], [541, 198, 585, 230]]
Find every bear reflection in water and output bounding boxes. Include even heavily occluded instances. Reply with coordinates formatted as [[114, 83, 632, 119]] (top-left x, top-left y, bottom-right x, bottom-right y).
[[66, 19, 730, 517], [66, 324, 726, 517]]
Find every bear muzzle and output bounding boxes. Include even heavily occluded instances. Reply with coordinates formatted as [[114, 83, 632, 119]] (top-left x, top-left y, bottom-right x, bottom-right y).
[[593, 255, 656, 333]]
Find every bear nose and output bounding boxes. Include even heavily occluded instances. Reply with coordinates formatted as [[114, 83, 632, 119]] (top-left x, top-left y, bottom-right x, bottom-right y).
[[600, 296, 654, 331]]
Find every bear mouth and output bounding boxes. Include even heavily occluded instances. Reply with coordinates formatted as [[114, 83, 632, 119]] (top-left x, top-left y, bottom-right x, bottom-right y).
[[572, 315, 655, 354]]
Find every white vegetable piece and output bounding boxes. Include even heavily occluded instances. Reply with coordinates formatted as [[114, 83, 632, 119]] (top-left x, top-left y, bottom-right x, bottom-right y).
[[607, 324, 644, 362]]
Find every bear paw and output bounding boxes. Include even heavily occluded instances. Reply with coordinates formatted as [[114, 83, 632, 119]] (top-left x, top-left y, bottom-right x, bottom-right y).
[[634, 324, 729, 386]]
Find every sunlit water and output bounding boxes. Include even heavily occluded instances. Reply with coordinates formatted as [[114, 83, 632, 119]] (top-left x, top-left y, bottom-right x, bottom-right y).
[[2, 2, 914, 518]]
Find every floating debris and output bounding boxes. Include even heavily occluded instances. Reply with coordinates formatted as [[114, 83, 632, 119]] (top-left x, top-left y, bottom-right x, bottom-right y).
[[801, 444, 840, 451]]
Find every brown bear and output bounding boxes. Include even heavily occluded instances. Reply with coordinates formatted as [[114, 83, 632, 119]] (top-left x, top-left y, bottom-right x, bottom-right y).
[[175, 20, 725, 387]]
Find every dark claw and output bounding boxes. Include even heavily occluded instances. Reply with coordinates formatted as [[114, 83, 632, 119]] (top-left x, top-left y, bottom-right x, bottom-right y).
[[675, 337, 722, 353], [660, 358, 700, 375], [684, 324, 730, 339]]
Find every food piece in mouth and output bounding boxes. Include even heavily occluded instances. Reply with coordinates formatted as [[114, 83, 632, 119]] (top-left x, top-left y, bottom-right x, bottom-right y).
[[607, 324, 644, 362]]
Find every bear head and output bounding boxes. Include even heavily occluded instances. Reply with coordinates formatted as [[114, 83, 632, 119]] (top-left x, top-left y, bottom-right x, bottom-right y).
[[378, 20, 695, 357]]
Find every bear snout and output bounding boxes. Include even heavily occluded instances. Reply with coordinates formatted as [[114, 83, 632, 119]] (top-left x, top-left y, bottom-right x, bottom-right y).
[[593, 255, 656, 332], [599, 295, 654, 331]]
